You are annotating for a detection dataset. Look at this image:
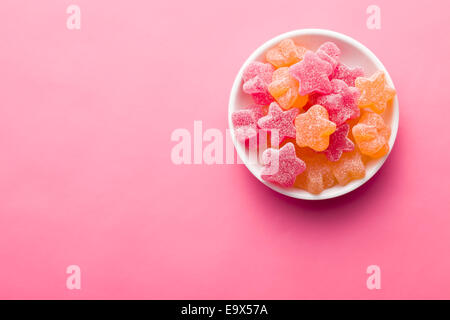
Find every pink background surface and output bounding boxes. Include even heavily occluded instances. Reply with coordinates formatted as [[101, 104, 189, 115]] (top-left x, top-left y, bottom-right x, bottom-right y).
[[1, 0, 449, 299]]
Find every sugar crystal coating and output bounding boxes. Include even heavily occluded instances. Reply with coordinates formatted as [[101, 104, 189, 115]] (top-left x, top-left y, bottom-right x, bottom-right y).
[[257, 102, 299, 143], [261, 142, 306, 187], [268, 67, 308, 110], [289, 51, 333, 95], [242, 61, 273, 83], [315, 79, 360, 126], [317, 42, 340, 60], [331, 149, 366, 185], [331, 63, 364, 87], [295, 104, 336, 152], [242, 62, 275, 105], [356, 70, 396, 114], [352, 111, 391, 158], [316, 42, 341, 70], [231, 105, 264, 143], [293, 147, 336, 194], [266, 38, 307, 68], [323, 123, 355, 162]]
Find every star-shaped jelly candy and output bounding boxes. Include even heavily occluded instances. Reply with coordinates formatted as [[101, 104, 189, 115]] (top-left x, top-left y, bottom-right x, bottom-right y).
[[352, 111, 391, 158], [294, 148, 336, 194], [331, 149, 365, 186], [242, 62, 274, 105], [231, 105, 264, 143], [316, 42, 341, 70], [323, 123, 355, 162], [257, 102, 299, 143], [315, 79, 360, 126], [266, 38, 307, 68], [355, 70, 396, 114], [268, 67, 308, 110], [331, 63, 364, 87], [261, 142, 306, 188], [295, 104, 336, 152], [289, 51, 333, 95]]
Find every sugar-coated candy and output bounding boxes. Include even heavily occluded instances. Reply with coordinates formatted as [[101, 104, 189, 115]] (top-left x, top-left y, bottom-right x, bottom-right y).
[[352, 111, 391, 158], [355, 70, 396, 114], [331, 63, 364, 87], [242, 61, 273, 85], [331, 149, 365, 186], [324, 123, 354, 162], [257, 102, 299, 143], [268, 67, 308, 110], [294, 147, 336, 194], [315, 79, 360, 126], [261, 142, 306, 187], [266, 39, 307, 68], [231, 105, 264, 143], [234, 39, 395, 194], [295, 105, 336, 152], [290, 51, 333, 95], [316, 42, 341, 70], [242, 62, 275, 105]]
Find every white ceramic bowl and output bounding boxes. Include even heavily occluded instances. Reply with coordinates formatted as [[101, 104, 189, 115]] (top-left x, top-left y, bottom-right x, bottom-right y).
[[228, 29, 399, 200]]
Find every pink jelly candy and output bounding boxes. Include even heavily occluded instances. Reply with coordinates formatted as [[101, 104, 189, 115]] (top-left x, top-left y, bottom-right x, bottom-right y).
[[331, 63, 364, 87], [242, 62, 274, 105], [261, 142, 306, 187], [323, 123, 354, 162], [316, 42, 341, 70], [315, 79, 360, 126], [289, 51, 333, 95], [257, 102, 299, 143], [231, 105, 264, 143]]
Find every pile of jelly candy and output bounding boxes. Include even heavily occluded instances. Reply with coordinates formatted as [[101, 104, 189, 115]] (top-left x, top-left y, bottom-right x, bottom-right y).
[[232, 39, 396, 194]]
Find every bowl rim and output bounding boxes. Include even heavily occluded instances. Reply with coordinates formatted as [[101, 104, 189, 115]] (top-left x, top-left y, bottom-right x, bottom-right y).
[[228, 28, 399, 200]]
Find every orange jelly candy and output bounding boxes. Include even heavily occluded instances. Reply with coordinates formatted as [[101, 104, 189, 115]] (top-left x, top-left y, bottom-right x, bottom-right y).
[[268, 67, 308, 110], [266, 39, 307, 68], [294, 147, 336, 194], [355, 70, 396, 114], [331, 149, 366, 186], [352, 111, 391, 158], [295, 105, 336, 152]]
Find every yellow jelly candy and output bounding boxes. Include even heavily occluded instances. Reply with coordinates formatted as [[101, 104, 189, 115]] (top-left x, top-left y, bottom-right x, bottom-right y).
[[352, 111, 391, 158], [331, 149, 365, 186], [268, 67, 308, 110], [295, 105, 336, 152], [266, 39, 307, 68], [355, 70, 396, 114]]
